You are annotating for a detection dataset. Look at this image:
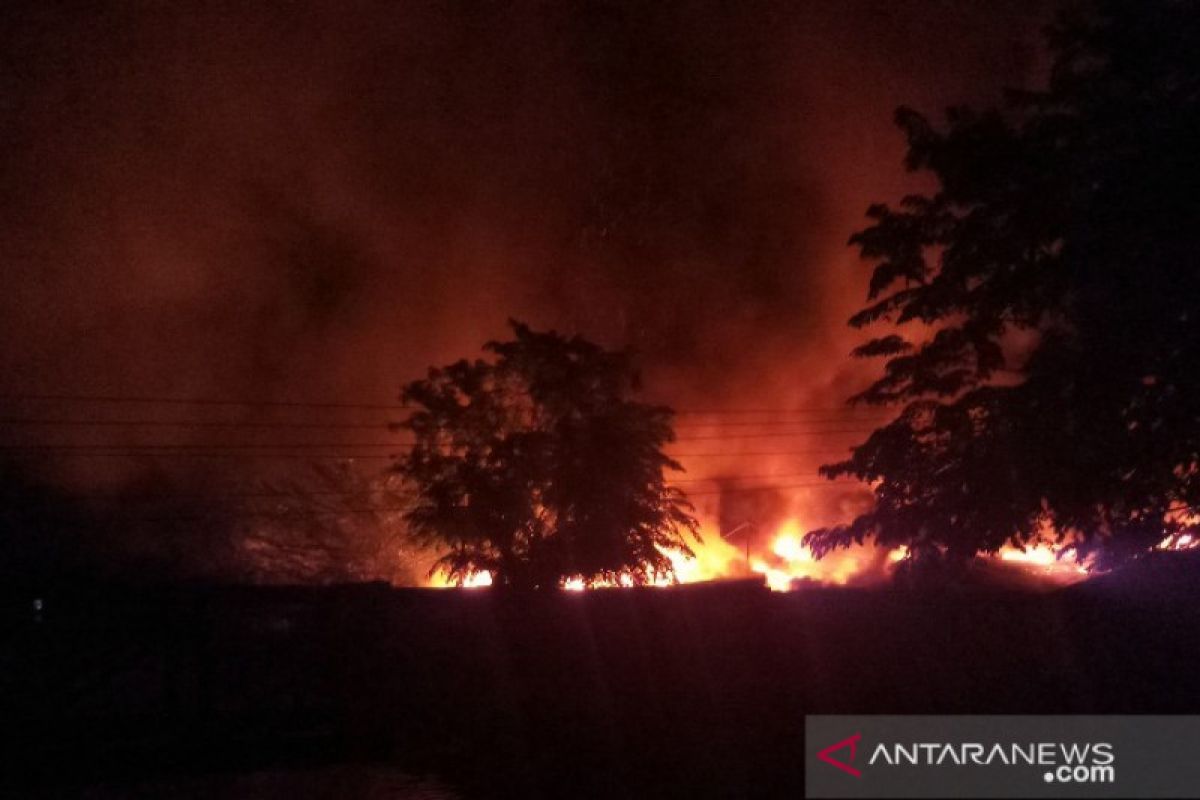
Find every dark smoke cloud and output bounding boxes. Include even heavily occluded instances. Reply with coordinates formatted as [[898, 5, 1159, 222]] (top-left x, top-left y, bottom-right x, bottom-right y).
[[0, 0, 1046, 570]]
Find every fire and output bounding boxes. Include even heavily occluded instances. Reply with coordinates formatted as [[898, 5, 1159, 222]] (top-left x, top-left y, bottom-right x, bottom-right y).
[[422, 515, 1199, 591], [655, 517, 899, 591], [740, 519, 893, 590], [998, 543, 1090, 582], [1158, 506, 1200, 551], [428, 569, 493, 588], [1164, 532, 1195, 550], [1157, 531, 1200, 552], [770, 523, 810, 562], [1000, 547, 1057, 566]]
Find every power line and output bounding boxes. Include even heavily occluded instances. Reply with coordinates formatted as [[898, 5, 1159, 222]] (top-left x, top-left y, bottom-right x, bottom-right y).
[[73, 472, 851, 499], [0, 443, 415, 451], [674, 429, 874, 440], [0, 417, 397, 431], [71, 479, 859, 504], [676, 418, 891, 428], [0, 429, 873, 450], [0, 444, 855, 454], [683, 482, 862, 495], [110, 489, 864, 525], [671, 450, 852, 458], [673, 407, 881, 416], [107, 482, 869, 523], [0, 416, 890, 432], [0, 434, 870, 457], [0, 393, 405, 411], [0, 392, 888, 417], [3, 449, 852, 461], [677, 472, 836, 484], [145, 472, 838, 490], [7, 451, 407, 460]]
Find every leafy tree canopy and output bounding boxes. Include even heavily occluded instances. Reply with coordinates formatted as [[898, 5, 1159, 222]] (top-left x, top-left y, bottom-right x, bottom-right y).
[[396, 321, 697, 590], [808, 0, 1200, 571]]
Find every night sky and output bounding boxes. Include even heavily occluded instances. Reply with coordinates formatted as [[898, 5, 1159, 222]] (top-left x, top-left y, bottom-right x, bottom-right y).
[[0, 0, 1045, 520]]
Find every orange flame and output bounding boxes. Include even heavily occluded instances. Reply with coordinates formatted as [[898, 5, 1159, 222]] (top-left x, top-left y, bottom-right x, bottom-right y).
[[423, 512, 1200, 591]]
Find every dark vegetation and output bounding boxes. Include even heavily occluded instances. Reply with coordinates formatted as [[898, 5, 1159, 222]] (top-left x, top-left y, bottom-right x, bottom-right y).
[[397, 322, 697, 590], [813, 0, 1200, 569], [0, 460, 419, 590], [4, 564, 1199, 798]]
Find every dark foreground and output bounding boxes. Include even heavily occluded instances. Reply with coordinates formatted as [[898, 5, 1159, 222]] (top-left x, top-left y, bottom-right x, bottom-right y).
[[3, 557, 1199, 798]]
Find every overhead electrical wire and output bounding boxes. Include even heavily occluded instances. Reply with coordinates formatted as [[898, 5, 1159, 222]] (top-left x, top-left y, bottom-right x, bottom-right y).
[[0, 392, 889, 417], [0, 449, 854, 460], [0, 396, 875, 528], [0, 396, 875, 465], [100, 482, 869, 524], [0, 415, 891, 431], [68, 472, 856, 499], [0, 430, 875, 452]]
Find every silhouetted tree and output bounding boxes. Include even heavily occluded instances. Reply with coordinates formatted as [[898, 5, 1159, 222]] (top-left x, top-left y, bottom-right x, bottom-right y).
[[235, 461, 421, 585], [395, 321, 697, 589], [808, 0, 1200, 571]]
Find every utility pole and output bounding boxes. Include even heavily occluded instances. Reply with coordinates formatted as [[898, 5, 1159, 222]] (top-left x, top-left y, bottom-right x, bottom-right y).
[[722, 521, 757, 572]]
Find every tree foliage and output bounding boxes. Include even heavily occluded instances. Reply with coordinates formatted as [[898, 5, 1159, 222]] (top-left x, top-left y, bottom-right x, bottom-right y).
[[808, 0, 1200, 570], [235, 462, 420, 585], [396, 321, 697, 589]]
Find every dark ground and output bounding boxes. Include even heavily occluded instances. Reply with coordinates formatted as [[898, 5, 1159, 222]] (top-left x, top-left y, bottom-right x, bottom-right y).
[[3, 555, 1199, 799]]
